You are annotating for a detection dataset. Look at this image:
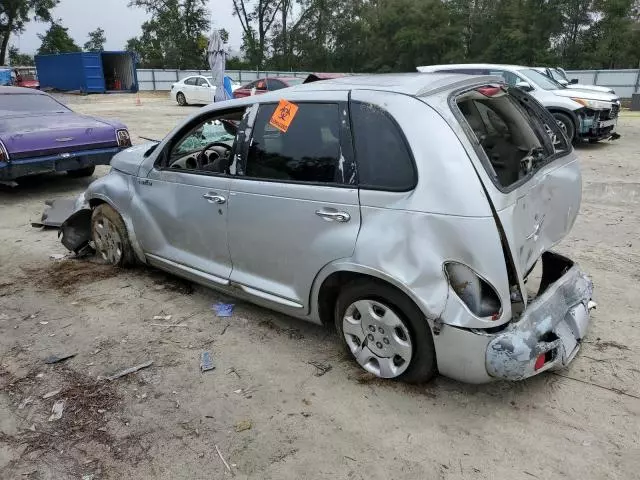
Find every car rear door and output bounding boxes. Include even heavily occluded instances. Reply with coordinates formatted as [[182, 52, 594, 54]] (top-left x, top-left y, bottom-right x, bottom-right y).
[[226, 91, 360, 311]]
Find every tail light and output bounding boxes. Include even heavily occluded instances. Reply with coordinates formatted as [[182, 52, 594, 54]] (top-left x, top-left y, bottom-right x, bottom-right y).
[[444, 262, 502, 319], [0, 140, 8, 163], [116, 129, 132, 148]]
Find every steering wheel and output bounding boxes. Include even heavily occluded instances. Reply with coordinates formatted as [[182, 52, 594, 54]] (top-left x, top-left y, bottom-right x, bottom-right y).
[[196, 142, 233, 169]]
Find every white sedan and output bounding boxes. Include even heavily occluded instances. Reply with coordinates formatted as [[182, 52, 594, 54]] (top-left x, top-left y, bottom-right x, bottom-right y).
[[170, 76, 240, 106]]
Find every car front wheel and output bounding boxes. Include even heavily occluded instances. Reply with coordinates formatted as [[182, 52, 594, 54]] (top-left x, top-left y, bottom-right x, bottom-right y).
[[91, 204, 134, 266], [335, 280, 437, 383], [552, 112, 575, 143]]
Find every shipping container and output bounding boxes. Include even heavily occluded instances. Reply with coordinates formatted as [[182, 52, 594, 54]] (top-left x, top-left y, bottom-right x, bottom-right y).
[[0, 68, 12, 86], [35, 51, 138, 93]]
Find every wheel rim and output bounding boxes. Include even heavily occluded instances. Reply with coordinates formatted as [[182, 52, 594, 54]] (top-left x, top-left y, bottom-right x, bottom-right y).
[[544, 123, 561, 150], [342, 299, 413, 378], [177, 93, 185, 105], [556, 119, 568, 134], [93, 216, 123, 265]]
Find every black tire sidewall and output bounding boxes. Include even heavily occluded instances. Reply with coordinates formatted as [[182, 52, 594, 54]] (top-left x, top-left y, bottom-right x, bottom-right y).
[[334, 279, 437, 383], [177, 92, 186, 106], [91, 204, 134, 267], [553, 112, 576, 142]]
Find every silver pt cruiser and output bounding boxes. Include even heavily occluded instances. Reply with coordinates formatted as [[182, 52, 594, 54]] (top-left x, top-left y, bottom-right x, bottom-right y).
[[58, 74, 595, 384]]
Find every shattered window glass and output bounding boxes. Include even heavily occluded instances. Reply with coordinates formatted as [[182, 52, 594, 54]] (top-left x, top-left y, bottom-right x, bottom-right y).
[[174, 120, 235, 155]]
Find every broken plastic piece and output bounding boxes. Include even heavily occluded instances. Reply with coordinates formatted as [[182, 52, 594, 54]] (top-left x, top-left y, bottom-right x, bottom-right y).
[[48, 400, 65, 421], [44, 353, 76, 364], [213, 303, 234, 317], [200, 352, 215, 372]]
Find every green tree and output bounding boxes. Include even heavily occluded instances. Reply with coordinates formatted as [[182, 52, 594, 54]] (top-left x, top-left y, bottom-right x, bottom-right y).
[[84, 27, 106, 52], [8, 45, 34, 65], [128, 0, 210, 69], [37, 21, 81, 55], [0, 0, 58, 64]]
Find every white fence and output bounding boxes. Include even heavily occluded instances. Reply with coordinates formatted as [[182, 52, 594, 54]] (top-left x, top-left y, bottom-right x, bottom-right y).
[[138, 68, 640, 98], [566, 69, 640, 99]]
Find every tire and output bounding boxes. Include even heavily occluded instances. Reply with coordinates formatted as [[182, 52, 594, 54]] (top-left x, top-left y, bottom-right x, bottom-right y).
[[335, 279, 437, 383], [67, 166, 96, 178], [176, 92, 187, 106], [552, 112, 575, 143], [91, 204, 135, 267]]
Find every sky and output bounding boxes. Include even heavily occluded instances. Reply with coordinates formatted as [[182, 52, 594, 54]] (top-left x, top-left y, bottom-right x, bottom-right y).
[[15, 0, 243, 54]]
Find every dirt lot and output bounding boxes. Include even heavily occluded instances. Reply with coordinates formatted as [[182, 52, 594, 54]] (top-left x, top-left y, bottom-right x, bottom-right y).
[[1, 93, 639, 479]]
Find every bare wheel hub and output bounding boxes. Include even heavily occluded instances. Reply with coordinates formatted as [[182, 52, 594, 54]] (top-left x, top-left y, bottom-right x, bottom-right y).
[[342, 300, 413, 378], [93, 216, 123, 265]]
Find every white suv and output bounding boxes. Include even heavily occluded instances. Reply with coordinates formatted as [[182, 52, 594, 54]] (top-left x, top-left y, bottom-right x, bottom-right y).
[[418, 64, 620, 143]]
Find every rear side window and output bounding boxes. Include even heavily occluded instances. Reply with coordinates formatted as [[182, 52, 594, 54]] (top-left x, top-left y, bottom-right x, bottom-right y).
[[350, 102, 416, 191], [456, 87, 568, 189], [246, 103, 343, 183], [184, 77, 197, 86]]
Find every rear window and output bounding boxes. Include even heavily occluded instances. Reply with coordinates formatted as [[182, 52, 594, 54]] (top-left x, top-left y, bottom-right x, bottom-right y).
[[0, 93, 69, 113], [350, 102, 416, 191], [456, 86, 568, 188]]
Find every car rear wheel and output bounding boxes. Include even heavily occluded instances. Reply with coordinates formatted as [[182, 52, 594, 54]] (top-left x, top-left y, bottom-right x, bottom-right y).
[[552, 112, 575, 143], [335, 280, 437, 383], [67, 166, 96, 178], [176, 92, 187, 106], [91, 204, 134, 267]]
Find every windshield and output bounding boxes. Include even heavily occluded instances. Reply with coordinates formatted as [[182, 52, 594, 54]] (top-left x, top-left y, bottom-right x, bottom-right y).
[[0, 93, 70, 113], [519, 69, 564, 90], [550, 69, 569, 83], [284, 78, 304, 86]]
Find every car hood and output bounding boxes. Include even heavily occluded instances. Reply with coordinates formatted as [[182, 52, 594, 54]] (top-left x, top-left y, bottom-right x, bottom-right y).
[[571, 84, 614, 94], [0, 111, 124, 157], [110, 142, 154, 176], [552, 88, 618, 102]]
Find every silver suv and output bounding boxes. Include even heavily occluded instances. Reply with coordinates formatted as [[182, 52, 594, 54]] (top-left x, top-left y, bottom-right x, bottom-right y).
[[57, 74, 594, 384]]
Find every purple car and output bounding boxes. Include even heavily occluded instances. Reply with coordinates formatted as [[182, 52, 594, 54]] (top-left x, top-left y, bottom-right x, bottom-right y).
[[0, 86, 131, 182]]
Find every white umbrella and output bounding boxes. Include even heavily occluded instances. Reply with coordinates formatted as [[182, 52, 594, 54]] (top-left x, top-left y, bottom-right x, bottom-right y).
[[208, 30, 230, 102]]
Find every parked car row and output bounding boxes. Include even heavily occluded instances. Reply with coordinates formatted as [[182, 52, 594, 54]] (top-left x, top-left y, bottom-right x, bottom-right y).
[[417, 63, 621, 143]]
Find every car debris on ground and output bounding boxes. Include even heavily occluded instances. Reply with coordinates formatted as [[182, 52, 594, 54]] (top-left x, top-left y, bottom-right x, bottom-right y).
[[48, 399, 65, 421], [213, 303, 234, 317], [200, 351, 215, 372], [44, 353, 76, 364]]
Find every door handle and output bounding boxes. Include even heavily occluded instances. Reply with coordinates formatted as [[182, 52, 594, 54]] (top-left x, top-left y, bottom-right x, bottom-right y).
[[203, 193, 226, 204], [315, 209, 351, 223]]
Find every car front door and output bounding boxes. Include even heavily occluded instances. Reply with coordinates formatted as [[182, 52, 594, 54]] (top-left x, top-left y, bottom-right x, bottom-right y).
[[131, 107, 247, 285], [196, 77, 213, 103], [226, 92, 360, 310]]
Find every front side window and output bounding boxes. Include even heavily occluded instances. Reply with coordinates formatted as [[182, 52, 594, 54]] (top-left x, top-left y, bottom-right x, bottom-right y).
[[245, 103, 343, 183], [489, 70, 524, 87], [350, 102, 416, 191], [198, 77, 209, 87], [165, 109, 245, 173], [518, 69, 563, 90], [456, 86, 567, 188]]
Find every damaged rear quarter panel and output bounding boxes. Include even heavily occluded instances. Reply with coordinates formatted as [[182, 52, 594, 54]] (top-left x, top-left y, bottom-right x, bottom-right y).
[[346, 90, 512, 329]]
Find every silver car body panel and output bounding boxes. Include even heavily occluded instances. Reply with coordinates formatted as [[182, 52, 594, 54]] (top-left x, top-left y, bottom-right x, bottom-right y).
[[66, 73, 593, 383]]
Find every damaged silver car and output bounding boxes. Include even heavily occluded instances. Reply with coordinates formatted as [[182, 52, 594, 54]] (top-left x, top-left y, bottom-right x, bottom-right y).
[[54, 73, 595, 384]]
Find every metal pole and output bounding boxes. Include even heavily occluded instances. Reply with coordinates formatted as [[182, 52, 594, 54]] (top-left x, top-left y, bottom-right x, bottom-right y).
[[634, 69, 640, 94], [151, 69, 156, 91], [593, 70, 600, 85]]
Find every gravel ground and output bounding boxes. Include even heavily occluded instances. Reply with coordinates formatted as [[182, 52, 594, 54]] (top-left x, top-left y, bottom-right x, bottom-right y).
[[1, 93, 639, 479]]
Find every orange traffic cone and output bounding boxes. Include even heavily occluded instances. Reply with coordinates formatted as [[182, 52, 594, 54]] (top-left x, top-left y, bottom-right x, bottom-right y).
[[135, 94, 142, 106]]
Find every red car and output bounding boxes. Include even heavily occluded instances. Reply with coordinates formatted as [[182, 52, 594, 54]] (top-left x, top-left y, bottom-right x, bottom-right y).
[[13, 67, 40, 89], [233, 77, 305, 98]]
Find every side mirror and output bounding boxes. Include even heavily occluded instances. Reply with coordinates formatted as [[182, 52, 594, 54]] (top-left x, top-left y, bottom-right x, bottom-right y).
[[515, 81, 533, 92], [569, 78, 579, 85]]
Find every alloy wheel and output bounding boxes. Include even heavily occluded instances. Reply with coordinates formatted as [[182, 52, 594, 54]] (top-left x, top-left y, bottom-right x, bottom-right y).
[[93, 216, 123, 265]]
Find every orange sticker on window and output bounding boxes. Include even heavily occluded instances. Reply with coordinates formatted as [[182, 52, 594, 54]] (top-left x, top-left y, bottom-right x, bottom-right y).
[[269, 99, 299, 133]]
